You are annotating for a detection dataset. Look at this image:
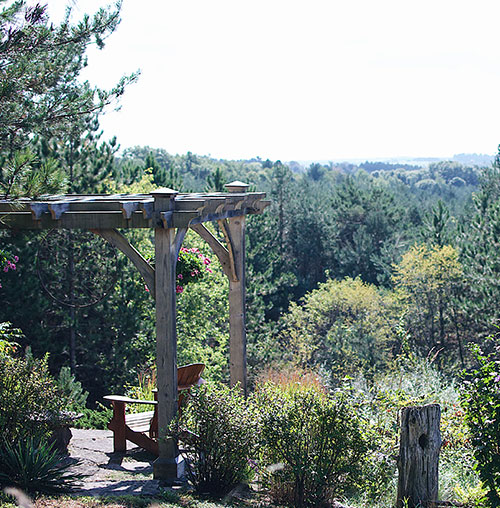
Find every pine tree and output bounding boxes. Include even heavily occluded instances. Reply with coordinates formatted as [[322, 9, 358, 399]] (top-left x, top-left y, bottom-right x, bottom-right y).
[[0, 0, 138, 196]]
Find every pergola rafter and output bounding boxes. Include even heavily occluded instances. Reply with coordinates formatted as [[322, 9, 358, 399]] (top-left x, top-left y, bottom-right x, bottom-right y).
[[0, 181, 270, 482]]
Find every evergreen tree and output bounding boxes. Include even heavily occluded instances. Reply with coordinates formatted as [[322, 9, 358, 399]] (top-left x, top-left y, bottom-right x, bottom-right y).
[[0, 0, 137, 196], [205, 167, 226, 192], [459, 158, 500, 344]]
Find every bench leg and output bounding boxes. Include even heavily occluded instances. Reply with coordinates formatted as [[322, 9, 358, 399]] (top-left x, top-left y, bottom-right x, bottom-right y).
[[109, 401, 127, 452]]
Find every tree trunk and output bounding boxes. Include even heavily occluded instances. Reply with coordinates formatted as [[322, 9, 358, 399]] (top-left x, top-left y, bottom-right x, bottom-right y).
[[397, 404, 441, 508]]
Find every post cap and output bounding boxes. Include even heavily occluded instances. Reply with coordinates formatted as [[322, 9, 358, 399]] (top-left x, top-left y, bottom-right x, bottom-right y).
[[225, 181, 249, 193], [150, 188, 178, 198]]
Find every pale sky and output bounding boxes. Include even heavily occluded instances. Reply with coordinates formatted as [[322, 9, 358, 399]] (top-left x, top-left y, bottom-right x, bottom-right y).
[[46, 0, 500, 161]]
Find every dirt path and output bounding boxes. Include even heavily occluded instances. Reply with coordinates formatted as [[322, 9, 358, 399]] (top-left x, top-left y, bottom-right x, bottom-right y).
[[67, 428, 162, 497]]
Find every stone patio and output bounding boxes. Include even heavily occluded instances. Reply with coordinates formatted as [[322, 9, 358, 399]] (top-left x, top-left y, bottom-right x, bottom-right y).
[[67, 428, 162, 497]]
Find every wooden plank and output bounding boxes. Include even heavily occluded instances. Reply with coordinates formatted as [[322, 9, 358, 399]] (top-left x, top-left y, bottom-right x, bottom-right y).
[[174, 228, 187, 260], [0, 211, 152, 229], [107, 400, 127, 452], [0, 194, 269, 221], [250, 200, 271, 213], [161, 211, 199, 229], [188, 209, 246, 228], [104, 395, 157, 405], [126, 410, 155, 433], [226, 216, 247, 395], [218, 219, 238, 282], [92, 229, 155, 294], [153, 189, 181, 481], [120, 201, 141, 219], [124, 426, 159, 455], [190, 224, 232, 279], [224, 185, 248, 395], [174, 199, 206, 211]]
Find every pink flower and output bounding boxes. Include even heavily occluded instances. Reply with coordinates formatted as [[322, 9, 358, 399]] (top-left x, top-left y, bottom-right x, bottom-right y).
[[3, 266, 8, 273], [191, 271, 195, 277], [176, 285, 184, 294], [204, 258, 210, 265], [177, 274, 183, 280], [207, 267, 213, 274], [14, 256, 19, 262], [144, 284, 150, 292]]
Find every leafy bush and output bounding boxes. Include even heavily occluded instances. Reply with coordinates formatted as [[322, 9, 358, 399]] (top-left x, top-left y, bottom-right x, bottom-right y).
[[0, 352, 63, 443], [173, 382, 257, 496], [461, 337, 500, 507], [280, 277, 398, 375], [256, 380, 368, 507], [0, 322, 22, 358], [0, 437, 82, 494]]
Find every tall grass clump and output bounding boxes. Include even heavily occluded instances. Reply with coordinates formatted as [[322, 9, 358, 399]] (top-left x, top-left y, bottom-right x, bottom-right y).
[[349, 353, 482, 507], [0, 438, 82, 494]]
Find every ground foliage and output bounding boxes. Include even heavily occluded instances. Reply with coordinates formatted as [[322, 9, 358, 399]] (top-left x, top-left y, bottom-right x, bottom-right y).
[[461, 335, 500, 507], [256, 378, 368, 507], [172, 382, 257, 497]]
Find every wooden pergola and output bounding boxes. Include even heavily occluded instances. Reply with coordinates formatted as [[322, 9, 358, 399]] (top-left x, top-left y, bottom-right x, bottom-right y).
[[0, 181, 269, 481]]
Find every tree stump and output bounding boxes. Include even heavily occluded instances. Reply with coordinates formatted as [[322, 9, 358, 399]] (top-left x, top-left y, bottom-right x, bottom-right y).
[[396, 404, 441, 508]]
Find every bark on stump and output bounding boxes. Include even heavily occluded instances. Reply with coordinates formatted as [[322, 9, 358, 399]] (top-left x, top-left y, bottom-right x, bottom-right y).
[[396, 404, 441, 508]]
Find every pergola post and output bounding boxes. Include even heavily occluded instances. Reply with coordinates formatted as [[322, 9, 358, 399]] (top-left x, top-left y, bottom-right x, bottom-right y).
[[151, 188, 184, 481], [225, 181, 248, 395]]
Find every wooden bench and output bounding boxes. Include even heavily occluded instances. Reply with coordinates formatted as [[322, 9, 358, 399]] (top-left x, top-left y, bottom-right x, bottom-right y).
[[104, 363, 205, 455], [103, 395, 159, 455]]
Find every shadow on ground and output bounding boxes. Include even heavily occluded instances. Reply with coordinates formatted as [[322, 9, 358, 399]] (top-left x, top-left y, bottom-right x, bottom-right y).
[[67, 429, 161, 496]]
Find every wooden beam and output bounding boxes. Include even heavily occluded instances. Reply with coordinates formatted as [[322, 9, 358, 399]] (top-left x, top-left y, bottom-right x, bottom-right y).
[[224, 216, 247, 395], [0, 211, 152, 229], [174, 228, 187, 260], [91, 229, 155, 295], [151, 189, 183, 482], [190, 224, 232, 279], [218, 219, 238, 282]]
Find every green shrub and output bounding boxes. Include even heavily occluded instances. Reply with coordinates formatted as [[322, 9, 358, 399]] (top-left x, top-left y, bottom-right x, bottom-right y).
[[461, 337, 500, 507], [256, 381, 368, 507], [0, 437, 82, 494], [173, 382, 257, 496], [0, 353, 63, 443], [0, 322, 22, 359], [72, 403, 113, 430], [56, 366, 88, 412]]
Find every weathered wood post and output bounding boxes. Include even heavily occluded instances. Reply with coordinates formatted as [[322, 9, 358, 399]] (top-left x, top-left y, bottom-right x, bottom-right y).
[[151, 188, 184, 481], [397, 404, 441, 508], [224, 181, 248, 396]]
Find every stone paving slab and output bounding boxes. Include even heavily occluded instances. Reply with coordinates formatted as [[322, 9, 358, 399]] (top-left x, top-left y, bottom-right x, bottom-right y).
[[67, 428, 162, 497]]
